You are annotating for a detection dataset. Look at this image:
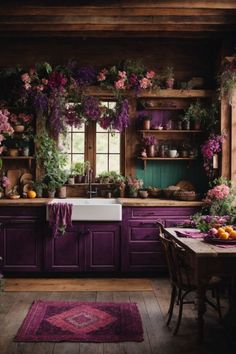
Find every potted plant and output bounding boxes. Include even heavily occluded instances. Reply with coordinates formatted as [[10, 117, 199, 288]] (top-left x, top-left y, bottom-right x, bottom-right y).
[[164, 66, 175, 89], [72, 162, 85, 183], [56, 171, 68, 198], [183, 101, 207, 130], [9, 112, 33, 133], [3, 135, 21, 156], [142, 135, 157, 157], [218, 55, 236, 105], [98, 171, 112, 184], [126, 176, 143, 198], [32, 179, 46, 198], [46, 180, 57, 198]]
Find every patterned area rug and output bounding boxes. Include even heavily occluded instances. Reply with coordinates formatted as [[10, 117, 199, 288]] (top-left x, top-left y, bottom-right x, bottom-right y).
[[14, 300, 143, 342]]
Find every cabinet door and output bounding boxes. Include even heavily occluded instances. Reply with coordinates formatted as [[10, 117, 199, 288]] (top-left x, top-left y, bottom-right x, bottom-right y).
[[44, 223, 85, 272], [85, 223, 120, 272], [122, 219, 166, 272], [0, 218, 42, 272]]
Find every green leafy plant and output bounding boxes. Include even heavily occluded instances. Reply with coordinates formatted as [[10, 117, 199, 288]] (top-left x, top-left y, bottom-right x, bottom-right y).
[[72, 162, 85, 176], [183, 100, 207, 123], [163, 66, 174, 80], [35, 132, 67, 178], [218, 56, 236, 101]]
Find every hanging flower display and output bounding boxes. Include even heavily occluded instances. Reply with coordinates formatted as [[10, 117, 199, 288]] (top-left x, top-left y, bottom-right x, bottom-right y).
[[201, 133, 226, 177]]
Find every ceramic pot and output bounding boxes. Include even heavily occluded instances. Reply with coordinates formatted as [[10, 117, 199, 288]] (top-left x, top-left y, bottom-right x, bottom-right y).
[[143, 119, 151, 130], [0, 191, 4, 199], [147, 145, 155, 157], [129, 190, 138, 198], [13, 125, 25, 133], [68, 176, 75, 185], [75, 175, 83, 183], [47, 190, 56, 198], [23, 146, 30, 157], [166, 78, 174, 89], [9, 148, 19, 157], [183, 121, 190, 130], [57, 186, 67, 199], [35, 187, 43, 198]]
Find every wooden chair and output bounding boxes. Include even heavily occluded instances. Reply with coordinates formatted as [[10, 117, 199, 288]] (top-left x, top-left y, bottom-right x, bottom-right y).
[[156, 222, 222, 335]]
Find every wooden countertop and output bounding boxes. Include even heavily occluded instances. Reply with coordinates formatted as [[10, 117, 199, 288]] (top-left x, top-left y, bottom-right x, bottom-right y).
[[118, 198, 203, 207], [0, 197, 203, 207]]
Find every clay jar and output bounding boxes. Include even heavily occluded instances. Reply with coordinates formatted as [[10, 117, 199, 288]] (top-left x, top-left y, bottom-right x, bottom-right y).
[[147, 145, 155, 157], [143, 119, 151, 130]]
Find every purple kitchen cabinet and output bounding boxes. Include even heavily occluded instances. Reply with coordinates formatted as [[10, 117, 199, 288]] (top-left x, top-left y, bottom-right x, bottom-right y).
[[0, 217, 42, 272], [85, 223, 120, 272], [121, 207, 199, 272], [45, 222, 121, 273], [44, 223, 85, 272]]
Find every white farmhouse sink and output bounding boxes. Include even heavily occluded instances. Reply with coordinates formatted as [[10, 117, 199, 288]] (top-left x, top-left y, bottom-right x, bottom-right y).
[[47, 198, 122, 221]]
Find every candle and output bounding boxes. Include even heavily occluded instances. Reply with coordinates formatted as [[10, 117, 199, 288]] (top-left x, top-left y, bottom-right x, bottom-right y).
[[213, 154, 218, 169]]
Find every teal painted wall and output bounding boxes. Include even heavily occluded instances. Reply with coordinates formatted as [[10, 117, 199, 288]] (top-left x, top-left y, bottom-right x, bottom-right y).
[[136, 159, 208, 193]]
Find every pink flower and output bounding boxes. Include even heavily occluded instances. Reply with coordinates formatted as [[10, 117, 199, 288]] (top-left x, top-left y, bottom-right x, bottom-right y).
[[24, 83, 31, 91], [42, 78, 48, 85], [139, 77, 152, 89], [146, 70, 155, 79], [21, 73, 31, 83], [36, 84, 44, 91], [206, 184, 230, 200], [1, 176, 10, 188], [118, 71, 127, 79], [115, 79, 126, 90], [97, 69, 108, 82]]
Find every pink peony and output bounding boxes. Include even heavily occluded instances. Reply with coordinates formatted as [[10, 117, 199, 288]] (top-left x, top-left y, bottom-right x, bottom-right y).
[[21, 73, 31, 83], [118, 71, 127, 79], [139, 77, 152, 89], [97, 68, 108, 82], [206, 184, 230, 200], [115, 79, 126, 90], [146, 70, 155, 79]]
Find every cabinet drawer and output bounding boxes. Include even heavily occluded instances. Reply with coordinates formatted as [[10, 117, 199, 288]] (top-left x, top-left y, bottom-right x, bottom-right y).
[[128, 220, 163, 242], [131, 208, 161, 218]]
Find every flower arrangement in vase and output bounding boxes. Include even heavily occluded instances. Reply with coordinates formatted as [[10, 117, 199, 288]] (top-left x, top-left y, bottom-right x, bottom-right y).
[[142, 135, 157, 157], [163, 66, 175, 89], [201, 132, 226, 177], [0, 176, 10, 198], [126, 176, 143, 198], [9, 112, 33, 133]]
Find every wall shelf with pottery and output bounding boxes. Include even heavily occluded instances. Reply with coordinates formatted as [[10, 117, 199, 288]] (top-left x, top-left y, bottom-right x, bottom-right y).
[[1, 156, 35, 169], [137, 157, 197, 169]]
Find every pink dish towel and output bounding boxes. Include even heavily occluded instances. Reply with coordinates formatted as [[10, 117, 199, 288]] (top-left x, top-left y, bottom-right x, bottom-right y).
[[176, 230, 207, 239], [48, 203, 73, 238]]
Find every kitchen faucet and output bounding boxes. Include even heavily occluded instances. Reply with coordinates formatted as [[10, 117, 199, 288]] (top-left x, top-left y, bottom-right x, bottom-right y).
[[87, 168, 97, 198]]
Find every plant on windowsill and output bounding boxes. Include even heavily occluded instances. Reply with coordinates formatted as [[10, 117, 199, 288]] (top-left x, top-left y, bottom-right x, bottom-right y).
[[72, 162, 86, 183]]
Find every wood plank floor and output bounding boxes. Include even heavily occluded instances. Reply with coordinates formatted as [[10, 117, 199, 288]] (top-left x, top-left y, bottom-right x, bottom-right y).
[[0, 278, 235, 354], [4, 278, 153, 292]]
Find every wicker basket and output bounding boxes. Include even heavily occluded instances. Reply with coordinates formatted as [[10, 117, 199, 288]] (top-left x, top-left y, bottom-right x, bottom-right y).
[[174, 190, 197, 201]]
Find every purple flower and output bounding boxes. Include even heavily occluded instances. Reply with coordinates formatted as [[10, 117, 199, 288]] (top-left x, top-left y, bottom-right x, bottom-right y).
[[142, 135, 157, 146], [76, 66, 97, 86], [82, 96, 101, 121], [112, 99, 129, 132]]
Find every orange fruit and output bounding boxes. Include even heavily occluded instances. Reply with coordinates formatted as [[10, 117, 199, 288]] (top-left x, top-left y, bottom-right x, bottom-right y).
[[229, 230, 236, 239], [217, 227, 225, 234], [27, 190, 36, 199], [225, 226, 234, 234], [219, 232, 229, 240]]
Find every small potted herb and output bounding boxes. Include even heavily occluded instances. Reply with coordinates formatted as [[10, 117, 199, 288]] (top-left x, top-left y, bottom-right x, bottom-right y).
[[183, 101, 207, 130], [164, 66, 175, 89], [73, 162, 85, 183], [32, 179, 46, 198]]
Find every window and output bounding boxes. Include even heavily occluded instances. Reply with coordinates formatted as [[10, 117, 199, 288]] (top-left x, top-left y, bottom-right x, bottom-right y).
[[61, 123, 85, 171], [60, 100, 122, 176], [96, 124, 121, 175]]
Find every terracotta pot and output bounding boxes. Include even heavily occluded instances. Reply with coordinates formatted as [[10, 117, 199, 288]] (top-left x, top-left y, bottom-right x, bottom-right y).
[[22, 146, 30, 157], [13, 125, 25, 133], [147, 145, 155, 157], [75, 175, 83, 183], [143, 119, 151, 130], [9, 148, 19, 157]]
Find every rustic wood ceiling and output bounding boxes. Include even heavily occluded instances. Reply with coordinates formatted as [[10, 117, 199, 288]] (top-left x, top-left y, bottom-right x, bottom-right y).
[[0, 1, 236, 37]]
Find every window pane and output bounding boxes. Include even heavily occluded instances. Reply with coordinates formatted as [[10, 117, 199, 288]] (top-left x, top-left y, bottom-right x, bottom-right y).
[[96, 155, 108, 175], [73, 133, 85, 153], [72, 154, 84, 164], [109, 155, 120, 173], [96, 133, 108, 153], [96, 124, 107, 133], [109, 133, 120, 153], [61, 133, 71, 153]]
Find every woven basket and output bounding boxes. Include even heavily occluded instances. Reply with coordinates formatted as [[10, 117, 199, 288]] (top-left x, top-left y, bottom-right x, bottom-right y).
[[174, 190, 197, 201]]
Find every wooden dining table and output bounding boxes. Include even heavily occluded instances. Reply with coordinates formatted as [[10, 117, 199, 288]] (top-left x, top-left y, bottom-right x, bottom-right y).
[[164, 227, 236, 341]]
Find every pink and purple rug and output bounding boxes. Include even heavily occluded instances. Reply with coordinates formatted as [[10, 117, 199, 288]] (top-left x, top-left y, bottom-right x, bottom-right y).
[[14, 300, 143, 342]]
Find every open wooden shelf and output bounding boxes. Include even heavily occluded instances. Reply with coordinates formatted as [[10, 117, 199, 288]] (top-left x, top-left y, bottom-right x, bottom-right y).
[[1, 156, 35, 169], [138, 89, 215, 98], [137, 156, 197, 169]]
